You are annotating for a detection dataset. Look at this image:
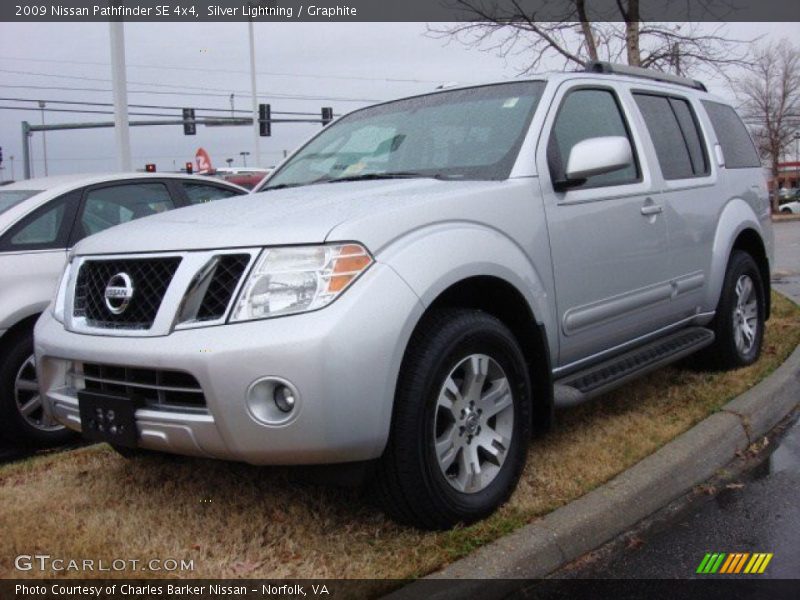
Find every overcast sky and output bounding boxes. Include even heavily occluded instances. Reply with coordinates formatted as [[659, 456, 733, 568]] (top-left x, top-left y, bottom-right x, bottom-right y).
[[0, 21, 797, 179]]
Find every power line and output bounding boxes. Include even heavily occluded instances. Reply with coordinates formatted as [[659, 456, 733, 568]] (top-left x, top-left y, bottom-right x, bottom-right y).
[[0, 68, 380, 102], [0, 96, 325, 116], [0, 55, 448, 85]]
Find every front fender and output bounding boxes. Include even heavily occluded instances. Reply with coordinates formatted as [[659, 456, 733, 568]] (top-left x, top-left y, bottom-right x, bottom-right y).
[[378, 221, 556, 359]]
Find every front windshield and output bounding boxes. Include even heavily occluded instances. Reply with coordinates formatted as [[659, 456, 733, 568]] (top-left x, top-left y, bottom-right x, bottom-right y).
[[0, 190, 40, 215], [264, 81, 545, 190]]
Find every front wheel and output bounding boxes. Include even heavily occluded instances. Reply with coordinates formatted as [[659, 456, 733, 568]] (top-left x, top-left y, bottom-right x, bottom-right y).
[[0, 329, 75, 447], [700, 251, 766, 370], [374, 309, 532, 530]]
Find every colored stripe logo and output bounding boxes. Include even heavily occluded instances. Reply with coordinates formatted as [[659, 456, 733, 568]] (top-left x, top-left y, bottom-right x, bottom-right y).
[[696, 552, 773, 574]]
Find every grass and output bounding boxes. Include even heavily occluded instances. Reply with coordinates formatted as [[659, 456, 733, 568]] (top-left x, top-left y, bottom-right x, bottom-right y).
[[1, 293, 798, 584]]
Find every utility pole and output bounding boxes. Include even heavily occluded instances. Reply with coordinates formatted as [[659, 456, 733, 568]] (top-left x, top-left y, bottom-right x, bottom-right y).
[[248, 20, 261, 168], [229, 93, 235, 119], [10, 155, 15, 181], [109, 21, 132, 171], [22, 121, 32, 179], [38, 100, 48, 176]]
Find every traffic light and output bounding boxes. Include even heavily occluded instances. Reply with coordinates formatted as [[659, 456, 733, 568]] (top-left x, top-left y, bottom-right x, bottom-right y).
[[259, 103, 271, 137], [321, 107, 333, 126], [145, 163, 156, 172], [182, 108, 196, 135], [185, 162, 193, 174]]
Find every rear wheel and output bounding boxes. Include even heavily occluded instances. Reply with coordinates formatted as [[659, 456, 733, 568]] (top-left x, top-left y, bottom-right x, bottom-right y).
[[0, 329, 74, 447], [699, 251, 765, 370], [374, 309, 531, 530]]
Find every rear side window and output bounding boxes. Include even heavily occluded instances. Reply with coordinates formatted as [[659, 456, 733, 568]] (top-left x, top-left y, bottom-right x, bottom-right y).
[[633, 93, 709, 180], [701, 101, 761, 169], [548, 88, 640, 188], [0, 191, 79, 251]]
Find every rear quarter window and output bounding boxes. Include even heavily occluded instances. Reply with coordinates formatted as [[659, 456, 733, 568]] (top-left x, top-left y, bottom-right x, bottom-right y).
[[701, 101, 761, 169]]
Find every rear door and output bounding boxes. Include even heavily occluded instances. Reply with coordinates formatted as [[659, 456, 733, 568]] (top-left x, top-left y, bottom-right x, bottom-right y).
[[630, 91, 716, 321], [537, 82, 671, 368]]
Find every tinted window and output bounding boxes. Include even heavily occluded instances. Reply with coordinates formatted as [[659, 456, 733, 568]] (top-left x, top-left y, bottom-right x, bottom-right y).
[[0, 192, 77, 251], [78, 182, 174, 239], [634, 94, 709, 180], [264, 81, 546, 188], [0, 190, 41, 215], [702, 101, 761, 169], [670, 98, 708, 176], [11, 202, 66, 245], [181, 182, 242, 205], [548, 88, 639, 188]]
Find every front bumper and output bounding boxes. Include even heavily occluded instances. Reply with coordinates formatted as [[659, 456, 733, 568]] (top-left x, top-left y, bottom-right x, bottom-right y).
[[35, 263, 423, 464]]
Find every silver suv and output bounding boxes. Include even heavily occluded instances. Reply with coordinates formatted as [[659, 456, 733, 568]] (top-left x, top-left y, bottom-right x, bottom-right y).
[[35, 64, 773, 529]]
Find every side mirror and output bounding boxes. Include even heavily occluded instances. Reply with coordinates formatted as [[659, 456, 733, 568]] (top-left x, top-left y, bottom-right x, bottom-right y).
[[558, 136, 633, 189]]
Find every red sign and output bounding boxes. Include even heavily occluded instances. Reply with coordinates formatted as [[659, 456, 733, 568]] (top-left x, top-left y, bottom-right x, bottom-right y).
[[195, 148, 212, 173]]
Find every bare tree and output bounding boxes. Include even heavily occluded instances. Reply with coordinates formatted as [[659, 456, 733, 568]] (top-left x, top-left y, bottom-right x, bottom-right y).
[[736, 40, 800, 212], [429, 0, 751, 78]]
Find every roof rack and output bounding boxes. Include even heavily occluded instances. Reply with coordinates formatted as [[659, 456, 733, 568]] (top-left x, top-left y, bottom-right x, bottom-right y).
[[584, 61, 707, 92]]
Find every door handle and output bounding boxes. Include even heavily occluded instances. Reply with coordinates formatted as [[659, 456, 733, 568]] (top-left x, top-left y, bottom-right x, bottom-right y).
[[640, 204, 663, 216]]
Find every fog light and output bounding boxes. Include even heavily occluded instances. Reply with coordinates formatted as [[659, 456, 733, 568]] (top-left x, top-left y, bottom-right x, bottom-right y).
[[274, 384, 296, 413]]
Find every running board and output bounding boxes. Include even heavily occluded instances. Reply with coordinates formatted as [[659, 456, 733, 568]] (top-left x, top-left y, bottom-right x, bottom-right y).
[[554, 327, 714, 408]]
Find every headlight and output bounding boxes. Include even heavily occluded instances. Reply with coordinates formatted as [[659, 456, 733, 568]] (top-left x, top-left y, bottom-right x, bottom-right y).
[[52, 260, 72, 324], [230, 243, 372, 321]]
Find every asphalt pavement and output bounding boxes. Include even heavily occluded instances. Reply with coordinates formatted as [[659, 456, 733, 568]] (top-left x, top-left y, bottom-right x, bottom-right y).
[[553, 220, 800, 580]]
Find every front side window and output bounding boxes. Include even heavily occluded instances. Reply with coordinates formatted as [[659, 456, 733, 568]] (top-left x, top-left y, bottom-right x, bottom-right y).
[[547, 88, 639, 189], [78, 182, 175, 239], [264, 81, 545, 189]]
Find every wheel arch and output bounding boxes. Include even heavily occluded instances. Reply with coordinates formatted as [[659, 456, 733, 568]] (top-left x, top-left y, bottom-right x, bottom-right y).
[[709, 199, 772, 321], [408, 275, 554, 433], [731, 228, 771, 320]]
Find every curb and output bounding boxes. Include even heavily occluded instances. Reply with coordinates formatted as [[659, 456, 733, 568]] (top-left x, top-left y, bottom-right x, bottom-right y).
[[386, 342, 800, 600]]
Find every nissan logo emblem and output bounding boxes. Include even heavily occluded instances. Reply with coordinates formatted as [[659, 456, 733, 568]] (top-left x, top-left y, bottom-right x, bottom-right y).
[[104, 272, 134, 315]]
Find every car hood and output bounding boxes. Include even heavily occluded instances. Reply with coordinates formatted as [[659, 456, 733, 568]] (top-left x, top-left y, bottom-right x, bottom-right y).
[[73, 178, 505, 255]]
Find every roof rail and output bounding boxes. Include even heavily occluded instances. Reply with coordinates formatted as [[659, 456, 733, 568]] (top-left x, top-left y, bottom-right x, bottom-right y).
[[584, 61, 707, 92]]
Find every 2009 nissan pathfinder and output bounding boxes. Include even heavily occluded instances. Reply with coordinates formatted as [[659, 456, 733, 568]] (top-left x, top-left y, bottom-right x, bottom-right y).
[[36, 63, 773, 529]]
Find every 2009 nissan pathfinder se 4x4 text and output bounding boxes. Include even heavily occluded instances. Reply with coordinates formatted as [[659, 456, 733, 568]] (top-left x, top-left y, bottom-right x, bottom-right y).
[[36, 63, 773, 529]]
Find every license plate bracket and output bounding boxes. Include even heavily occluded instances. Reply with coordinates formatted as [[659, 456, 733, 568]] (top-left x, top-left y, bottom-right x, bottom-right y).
[[78, 390, 138, 448]]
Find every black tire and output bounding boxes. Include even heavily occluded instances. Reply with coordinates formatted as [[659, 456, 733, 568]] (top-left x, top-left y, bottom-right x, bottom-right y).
[[781, 208, 792, 214], [373, 308, 532, 530], [698, 251, 766, 370], [0, 328, 76, 447]]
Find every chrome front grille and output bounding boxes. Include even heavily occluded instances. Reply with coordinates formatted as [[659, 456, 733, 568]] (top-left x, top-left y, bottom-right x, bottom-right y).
[[73, 257, 181, 329], [67, 249, 257, 334], [73, 362, 206, 412]]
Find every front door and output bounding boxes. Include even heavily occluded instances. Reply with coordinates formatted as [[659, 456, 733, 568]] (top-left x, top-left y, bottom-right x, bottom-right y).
[[537, 83, 672, 368]]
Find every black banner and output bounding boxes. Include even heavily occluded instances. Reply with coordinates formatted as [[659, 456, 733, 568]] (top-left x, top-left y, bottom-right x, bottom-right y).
[[3, 579, 800, 600], [2, 0, 800, 23]]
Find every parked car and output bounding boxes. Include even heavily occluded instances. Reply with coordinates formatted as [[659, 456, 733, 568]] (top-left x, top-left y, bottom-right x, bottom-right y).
[[778, 189, 800, 214], [208, 168, 271, 190], [36, 63, 773, 529], [0, 173, 247, 446]]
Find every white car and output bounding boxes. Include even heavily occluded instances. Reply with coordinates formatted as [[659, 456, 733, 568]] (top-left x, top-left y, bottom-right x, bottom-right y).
[[0, 172, 247, 447], [779, 192, 800, 214]]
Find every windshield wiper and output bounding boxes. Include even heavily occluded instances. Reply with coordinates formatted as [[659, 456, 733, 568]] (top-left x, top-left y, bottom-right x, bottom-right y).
[[320, 172, 453, 184]]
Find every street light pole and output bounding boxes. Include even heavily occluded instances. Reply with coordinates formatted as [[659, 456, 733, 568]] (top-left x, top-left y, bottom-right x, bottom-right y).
[[248, 19, 262, 168], [109, 21, 132, 172], [38, 100, 48, 176], [240, 151, 250, 167]]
